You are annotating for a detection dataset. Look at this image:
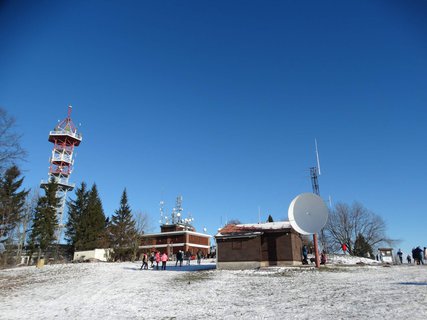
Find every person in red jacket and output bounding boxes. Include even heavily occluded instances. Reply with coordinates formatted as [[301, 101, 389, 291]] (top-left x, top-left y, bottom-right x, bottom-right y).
[[161, 252, 168, 270], [155, 251, 160, 270], [341, 243, 347, 255]]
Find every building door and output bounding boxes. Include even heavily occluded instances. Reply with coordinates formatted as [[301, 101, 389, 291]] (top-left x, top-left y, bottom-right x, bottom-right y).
[[267, 235, 278, 266]]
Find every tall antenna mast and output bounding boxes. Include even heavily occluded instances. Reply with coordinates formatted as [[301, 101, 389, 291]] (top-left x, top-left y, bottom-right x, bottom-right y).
[[309, 139, 322, 267], [310, 167, 320, 196], [311, 139, 321, 195], [315, 138, 321, 175]]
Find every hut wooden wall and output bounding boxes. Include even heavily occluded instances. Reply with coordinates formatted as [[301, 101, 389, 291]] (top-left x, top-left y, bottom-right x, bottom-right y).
[[217, 230, 303, 264], [217, 237, 261, 262]]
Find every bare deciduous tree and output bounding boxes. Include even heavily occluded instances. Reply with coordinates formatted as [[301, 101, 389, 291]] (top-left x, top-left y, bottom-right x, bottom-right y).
[[134, 210, 150, 235], [0, 108, 26, 172], [323, 202, 393, 255], [131, 210, 150, 261], [15, 189, 39, 259]]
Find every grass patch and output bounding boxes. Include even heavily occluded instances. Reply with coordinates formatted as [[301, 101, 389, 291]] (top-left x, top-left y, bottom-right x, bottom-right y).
[[173, 270, 215, 285], [316, 266, 353, 273], [260, 271, 294, 277]]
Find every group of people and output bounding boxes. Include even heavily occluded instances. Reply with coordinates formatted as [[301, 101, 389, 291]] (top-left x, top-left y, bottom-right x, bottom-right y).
[[395, 247, 425, 265], [300, 244, 426, 266], [140, 251, 169, 270], [301, 244, 327, 265], [405, 247, 425, 265], [140, 249, 205, 270]]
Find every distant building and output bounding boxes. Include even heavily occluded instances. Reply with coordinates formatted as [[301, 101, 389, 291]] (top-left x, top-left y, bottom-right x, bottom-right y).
[[73, 249, 112, 262], [140, 223, 211, 258], [215, 221, 303, 269], [378, 248, 394, 264]]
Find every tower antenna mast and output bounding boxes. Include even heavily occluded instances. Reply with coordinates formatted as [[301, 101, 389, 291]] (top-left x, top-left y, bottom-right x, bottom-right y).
[[40, 105, 82, 243], [310, 139, 321, 267], [315, 138, 321, 176]]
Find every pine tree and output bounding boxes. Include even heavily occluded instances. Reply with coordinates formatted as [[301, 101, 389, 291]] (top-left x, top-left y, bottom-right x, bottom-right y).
[[267, 214, 274, 223], [65, 182, 89, 250], [97, 216, 112, 250], [353, 233, 374, 258], [79, 184, 106, 250], [0, 165, 29, 242], [110, 189, 137, 261], [28, 179, 60, 257]]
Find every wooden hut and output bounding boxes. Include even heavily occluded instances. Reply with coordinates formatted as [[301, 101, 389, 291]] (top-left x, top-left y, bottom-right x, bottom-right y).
[[215, 222, 303, 270]]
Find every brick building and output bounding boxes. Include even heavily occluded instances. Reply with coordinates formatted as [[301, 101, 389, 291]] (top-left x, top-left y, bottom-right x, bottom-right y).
[[140, 223, 211, 258], [215, 221, 303, 269]]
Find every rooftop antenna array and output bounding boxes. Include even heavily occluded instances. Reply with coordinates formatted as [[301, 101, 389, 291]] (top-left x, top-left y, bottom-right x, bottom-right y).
[[174, 195, 183, 224], [159, 195, 194, 227]]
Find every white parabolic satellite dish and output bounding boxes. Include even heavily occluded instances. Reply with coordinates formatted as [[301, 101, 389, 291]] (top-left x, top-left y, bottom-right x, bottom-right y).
[[288, 193, 329, 235]]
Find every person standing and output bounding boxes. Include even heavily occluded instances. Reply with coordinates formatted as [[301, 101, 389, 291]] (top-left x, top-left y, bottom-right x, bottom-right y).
[[302, 245, 308, 264], [161, 252, 168, 270], [186, 250, 191, 265], [155, 251, 160, 270], [412, 248, 416, 264], [175, 250, 182, 267], [415, 246, 424, 265], [341, 243, 348, 255], [406, 254, 411, 264], [149, 252, 155, 268], [320, 251, 327, 265], [197, 250, 202, 265], [397, 249, 403, 264], [179, 250, 184, 267], [140, 252, 148, 270]]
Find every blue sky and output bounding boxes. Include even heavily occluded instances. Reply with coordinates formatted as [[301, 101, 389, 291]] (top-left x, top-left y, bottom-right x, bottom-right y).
[[1, 1, 426, 255]]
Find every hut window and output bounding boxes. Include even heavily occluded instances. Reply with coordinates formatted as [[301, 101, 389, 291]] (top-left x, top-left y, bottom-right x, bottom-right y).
[[232, 240, 242, 250]]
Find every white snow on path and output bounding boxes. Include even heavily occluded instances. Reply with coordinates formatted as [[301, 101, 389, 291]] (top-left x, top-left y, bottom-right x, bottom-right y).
[[1, 260, 427, 320]]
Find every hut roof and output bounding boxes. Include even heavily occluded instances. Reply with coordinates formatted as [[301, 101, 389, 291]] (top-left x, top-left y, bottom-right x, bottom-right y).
[[215, 221, 292, 238]]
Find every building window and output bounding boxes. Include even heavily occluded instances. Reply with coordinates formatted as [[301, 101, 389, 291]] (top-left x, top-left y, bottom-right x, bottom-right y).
[[232, 240, 242, 250]]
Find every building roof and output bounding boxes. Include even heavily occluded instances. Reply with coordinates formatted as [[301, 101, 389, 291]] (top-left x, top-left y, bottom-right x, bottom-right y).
[[215, 221, 292, 238], [141, 230, 211, 238]]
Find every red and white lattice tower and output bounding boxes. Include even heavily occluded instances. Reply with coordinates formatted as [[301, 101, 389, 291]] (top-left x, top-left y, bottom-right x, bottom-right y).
[[40, 105, 82, 242]]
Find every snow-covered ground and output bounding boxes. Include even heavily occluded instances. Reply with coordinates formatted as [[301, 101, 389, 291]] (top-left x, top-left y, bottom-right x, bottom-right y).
[[1, 256, 426, 319]]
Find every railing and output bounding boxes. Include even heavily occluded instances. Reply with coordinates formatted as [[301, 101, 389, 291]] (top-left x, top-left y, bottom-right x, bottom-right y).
[[52, 153, 72, 163], [40, 179, 75, 189], [49, 130, 82, 140]]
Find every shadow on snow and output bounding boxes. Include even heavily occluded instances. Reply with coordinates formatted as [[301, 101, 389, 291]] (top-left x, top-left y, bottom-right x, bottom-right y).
[[125, 263, 216, 272], [398, 282, 427, 286]]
